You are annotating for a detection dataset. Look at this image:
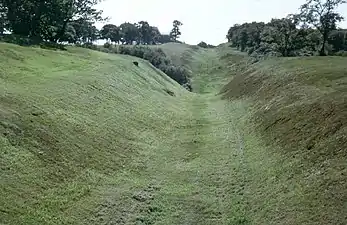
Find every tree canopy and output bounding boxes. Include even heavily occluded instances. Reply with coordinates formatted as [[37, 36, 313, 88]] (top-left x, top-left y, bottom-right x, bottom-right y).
[[0, 1, 181, 46], [0, 0, 104, 42], [226, 0, 346, 57], [170, 20, 183, 42]]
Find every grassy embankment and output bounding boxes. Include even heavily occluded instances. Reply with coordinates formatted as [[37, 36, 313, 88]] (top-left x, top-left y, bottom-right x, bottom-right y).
[[1, 41, 346, 224]]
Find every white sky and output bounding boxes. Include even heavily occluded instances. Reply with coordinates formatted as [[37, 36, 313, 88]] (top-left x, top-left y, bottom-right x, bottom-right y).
[[96, 0, 347, 45]]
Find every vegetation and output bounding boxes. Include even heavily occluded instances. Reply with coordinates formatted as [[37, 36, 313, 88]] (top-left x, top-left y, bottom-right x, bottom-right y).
[[0, 0, 183, 45], [169, 20, 183, 42], [2, 41, 346, 224], [220, 48, 347, 225], [226, 0, 346, 57], [0, 0, 190, 87], [116, 45, 191, 90], [1, 0, 347, 224], [197, 41, 215, 48], [0, 0, 104, 42]]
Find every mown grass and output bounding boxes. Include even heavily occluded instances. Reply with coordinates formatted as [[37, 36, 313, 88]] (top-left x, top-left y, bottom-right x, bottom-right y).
[[0, 42, 187, 224], [0, 42, 258, 225], [1, 41, 346, 225]]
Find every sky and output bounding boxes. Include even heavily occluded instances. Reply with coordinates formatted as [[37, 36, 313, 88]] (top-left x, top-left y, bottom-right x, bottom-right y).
[[95, 0, 347, 45]]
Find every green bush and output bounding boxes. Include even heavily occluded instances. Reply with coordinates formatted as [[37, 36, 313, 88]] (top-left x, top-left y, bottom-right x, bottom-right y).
[[335, 51, 347, 57], [197, 41, 215, 49], [0, 34, 41, 46], [103, 42, 112, 49], [198, 41, 208, 48], [82, 42, 98, 50], [130, 46, 150, 58], [118, 45, 132, 55]]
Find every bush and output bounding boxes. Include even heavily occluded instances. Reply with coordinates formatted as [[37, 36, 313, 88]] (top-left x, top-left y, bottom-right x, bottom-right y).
[[335, 51, 347, 57], [118, 45, 132, 55], [197, 41, 215, 49], [103, 42, 112, 49], [198, 41, 208, 48], [130, 46, 150, 58], [162, 65, 189, 84], [0, 34, 41, 46], [82, 42, 98, 50]]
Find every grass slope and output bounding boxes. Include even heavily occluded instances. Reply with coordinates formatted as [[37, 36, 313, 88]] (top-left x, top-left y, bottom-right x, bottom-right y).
[[221, 52, 347, 224], [0, 42, 186, 224], [1, 41, 346, 225]]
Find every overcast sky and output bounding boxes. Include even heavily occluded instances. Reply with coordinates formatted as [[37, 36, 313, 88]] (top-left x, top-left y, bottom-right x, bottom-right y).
[[96, 0, 347, 45]]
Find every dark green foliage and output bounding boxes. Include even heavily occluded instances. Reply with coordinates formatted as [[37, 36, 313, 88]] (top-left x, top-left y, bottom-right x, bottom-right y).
[[159, 34, 172, 43], [328, 29, 347, 51], [162, 65, 189, 84], [197, 41, 215, 48], [335, 50, 347, 56], [0, 0, 174, 46], [120, 22, 139, 45], [0, 0, 104, 43], [299, 0, 346, 56], [82, 42, 98, 50], [100, 24, 120, 44], [198, 41, 208, 48], [0, 34, 40, 46], [170, 20, 183, 42], [103, 42, 112, 49], [226, 0, 346, 57]]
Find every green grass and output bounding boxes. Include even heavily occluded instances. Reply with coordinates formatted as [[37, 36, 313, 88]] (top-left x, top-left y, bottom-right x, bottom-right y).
[[221, 52, 347, 224], [151, 43, 194, 66], [1, 41, 346, 225]]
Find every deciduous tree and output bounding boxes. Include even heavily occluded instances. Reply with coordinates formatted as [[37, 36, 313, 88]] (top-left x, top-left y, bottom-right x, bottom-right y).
[[299, 0, 346, 55]]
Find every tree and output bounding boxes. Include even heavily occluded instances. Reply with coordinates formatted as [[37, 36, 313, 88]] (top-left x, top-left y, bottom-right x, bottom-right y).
[[150, 26, 161, 44], [159, 34, 171, 43], [261, 17, 300, 56], [0, 1, 7, 34], [71, 18, 99, 44], [299, 0, 346, 55], [328, 29, 347, 51], [170, 20, 183, 42], [0, 0, 104, 42], [120, 22, 139, 45], [100, 24, 120, 44], [246, 22, 265, 49], [137, 21, 152, 44], [60, 23, 77, 44]]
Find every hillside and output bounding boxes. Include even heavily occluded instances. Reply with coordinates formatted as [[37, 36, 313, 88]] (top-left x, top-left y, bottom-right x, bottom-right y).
[[0, 42, 187, 224], [1, 42, 346, 225], [220, 53, 347, 224]]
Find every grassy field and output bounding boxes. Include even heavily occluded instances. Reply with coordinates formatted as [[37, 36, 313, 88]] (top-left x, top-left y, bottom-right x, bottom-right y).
[[1, 42, 346, 225]]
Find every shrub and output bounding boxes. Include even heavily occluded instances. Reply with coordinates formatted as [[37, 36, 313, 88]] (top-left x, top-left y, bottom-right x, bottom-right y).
[[130, 46, 150, 58], [103, 42, 112, 49], [118, 45, 132, 55], [198, 41, 208, 48], [335, 51, 347, 57], [162, 65, 189, 84], [82, 42, 98, 50]]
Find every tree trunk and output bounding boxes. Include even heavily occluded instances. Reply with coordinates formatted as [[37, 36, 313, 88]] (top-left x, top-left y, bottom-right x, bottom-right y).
[[320, 32, 328, 56]]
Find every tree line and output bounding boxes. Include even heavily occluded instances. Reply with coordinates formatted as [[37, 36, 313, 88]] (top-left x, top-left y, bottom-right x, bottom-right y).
[[99, 20, 183, 45], [0, 0, 183, 45], [226, 0, 347, 57]]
